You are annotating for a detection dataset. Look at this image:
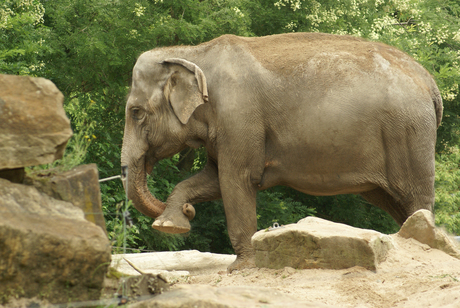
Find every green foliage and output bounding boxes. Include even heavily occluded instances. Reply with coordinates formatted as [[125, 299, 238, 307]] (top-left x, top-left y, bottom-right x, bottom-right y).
[[435, 147, 460, 235], [256, 189, 316, 229], [184, 200, 234, 254], [256, 187, 399, 235], [312, 195, 400, 234], [104, 199, 145, 254], [0, 0, 49, 75]]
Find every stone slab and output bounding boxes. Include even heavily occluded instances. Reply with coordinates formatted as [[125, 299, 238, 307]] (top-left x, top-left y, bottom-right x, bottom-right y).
[[0, 178, 84, 220], [252, 217, 394, 270], [24, 164, 107, 234], [112, 250, 236, 277]]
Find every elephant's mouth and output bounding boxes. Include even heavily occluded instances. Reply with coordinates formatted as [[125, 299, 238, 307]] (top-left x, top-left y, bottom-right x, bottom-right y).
[[145, 154, 155, 175]]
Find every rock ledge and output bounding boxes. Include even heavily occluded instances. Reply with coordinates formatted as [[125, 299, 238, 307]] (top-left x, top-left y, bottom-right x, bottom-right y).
[[252, 217, 394, 270]]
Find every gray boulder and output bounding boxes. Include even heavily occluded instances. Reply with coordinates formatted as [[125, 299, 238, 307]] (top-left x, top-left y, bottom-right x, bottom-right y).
[[0, 178, 111, 304], [0, 178, 84, 220], [398, 209, 460, 259], [0, 74, 72, 170], [25, 164, 107, 234], [252, 217, 394, 270]]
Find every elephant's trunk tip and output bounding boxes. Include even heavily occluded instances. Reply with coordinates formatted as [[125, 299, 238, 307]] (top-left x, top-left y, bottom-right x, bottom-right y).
[[121, 164, 128, 186], [123, 160, 167, 219]]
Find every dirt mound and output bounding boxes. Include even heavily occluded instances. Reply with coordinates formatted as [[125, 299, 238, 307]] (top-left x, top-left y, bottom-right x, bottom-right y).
[[184, 235, 460, 308]]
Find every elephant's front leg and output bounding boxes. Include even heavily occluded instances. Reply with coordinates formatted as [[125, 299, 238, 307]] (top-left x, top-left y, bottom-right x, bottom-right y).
[[219, 170, 258, 272], [152, 159, 221, 234]]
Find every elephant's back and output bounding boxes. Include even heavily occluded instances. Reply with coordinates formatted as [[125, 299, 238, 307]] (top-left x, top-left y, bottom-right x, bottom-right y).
[[243, 33, 373, 74], [209, 33, 431, 84]]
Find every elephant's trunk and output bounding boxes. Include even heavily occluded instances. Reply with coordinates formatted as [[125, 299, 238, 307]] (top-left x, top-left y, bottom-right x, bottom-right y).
[[123, 156, 166, 218]]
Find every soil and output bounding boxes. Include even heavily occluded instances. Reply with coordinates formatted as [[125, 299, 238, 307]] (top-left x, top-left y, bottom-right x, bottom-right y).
[[173, 234, 460, 308], [3, 234, 459, 307]]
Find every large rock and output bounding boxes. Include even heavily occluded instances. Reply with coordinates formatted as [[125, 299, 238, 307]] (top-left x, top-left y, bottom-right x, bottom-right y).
[[0, 178, 111, 304], [24, 164, 107, 234], [0, 178, 84, 219], [0, 74, 72, 169], [252, 217, 394, 270], [398, 209, 460, 259], [129, 285, 337, 308]]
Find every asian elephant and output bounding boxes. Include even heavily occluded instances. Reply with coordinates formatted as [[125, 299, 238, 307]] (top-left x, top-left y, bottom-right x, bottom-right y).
[[121, 33, 443, 272]]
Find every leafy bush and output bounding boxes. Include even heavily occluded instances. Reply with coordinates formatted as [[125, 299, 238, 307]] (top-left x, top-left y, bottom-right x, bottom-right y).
[[0, 0, 49, 76], [435, 147, 460, 235]]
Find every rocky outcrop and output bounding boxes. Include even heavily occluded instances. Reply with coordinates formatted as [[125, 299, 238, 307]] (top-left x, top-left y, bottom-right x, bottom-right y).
[[0, 74, 110, 304], [398, 209, 460, 259], [0, 74, 72, 170], [252, 217, 394, 270], [24, 164, 107, 234], [0, 180, 111, 304], [0, 178, 84, 220], [129, 285, 336, 308]]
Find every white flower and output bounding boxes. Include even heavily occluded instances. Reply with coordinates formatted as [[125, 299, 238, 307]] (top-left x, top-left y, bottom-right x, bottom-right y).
[[453, 30, 460, 43], [232, 7, 244, 18], [285, 21, 297, 31], [129, 29, 139, 38], [133, 3, 146, 17], [274, 0, 303, 12]]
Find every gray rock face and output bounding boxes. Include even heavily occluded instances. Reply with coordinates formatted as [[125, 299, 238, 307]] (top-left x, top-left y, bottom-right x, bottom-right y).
[[398, 209, 460, 259], [0, 178, 85, 220], [0, 179, 111, 304], [129, 285, 337, 308], [252, 217, 394, 270], [0, 74, 72, 169], [25, 164, 107, 234], [0, 74, 110, 304]]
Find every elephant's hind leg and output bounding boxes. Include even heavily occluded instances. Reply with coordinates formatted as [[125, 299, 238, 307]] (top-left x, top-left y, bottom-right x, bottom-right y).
[[368, 116, 437, 226], [360, 188, 408, 225], [360, 183, 434, 226]]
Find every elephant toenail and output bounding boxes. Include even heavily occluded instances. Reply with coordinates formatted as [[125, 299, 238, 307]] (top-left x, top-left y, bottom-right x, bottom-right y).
[[183, 203, 196, 220]]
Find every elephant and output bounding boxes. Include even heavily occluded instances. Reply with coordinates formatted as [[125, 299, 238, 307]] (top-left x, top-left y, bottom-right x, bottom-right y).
[[121, 32, 443, 272]]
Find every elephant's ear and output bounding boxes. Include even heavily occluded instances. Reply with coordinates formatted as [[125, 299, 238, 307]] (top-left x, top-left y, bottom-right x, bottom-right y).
[[163, 58, 208, 125]]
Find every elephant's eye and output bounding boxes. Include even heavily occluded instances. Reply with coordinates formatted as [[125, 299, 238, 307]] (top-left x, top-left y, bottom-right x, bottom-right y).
[[131, 108, 144, 121]]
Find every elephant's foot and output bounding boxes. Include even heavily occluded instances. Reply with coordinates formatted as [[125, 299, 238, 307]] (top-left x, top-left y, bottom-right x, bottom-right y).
[[151, 203, 194, 234], [227, 254, 256, 273]]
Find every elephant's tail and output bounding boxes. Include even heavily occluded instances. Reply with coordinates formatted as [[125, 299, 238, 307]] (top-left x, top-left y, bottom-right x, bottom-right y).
[[432, 83, 443, 128]]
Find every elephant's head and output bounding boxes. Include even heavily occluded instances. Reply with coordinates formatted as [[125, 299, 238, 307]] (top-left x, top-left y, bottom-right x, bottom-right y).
[[121, 55, 208, 219]]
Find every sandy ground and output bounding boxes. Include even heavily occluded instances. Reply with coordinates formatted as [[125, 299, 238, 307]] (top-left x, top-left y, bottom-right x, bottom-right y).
[[167, 235, 460, 308], [3, 234, 459, 307]]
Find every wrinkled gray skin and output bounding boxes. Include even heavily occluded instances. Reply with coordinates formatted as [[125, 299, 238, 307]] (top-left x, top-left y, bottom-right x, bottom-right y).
[[121, 33, 443, 272]]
